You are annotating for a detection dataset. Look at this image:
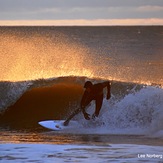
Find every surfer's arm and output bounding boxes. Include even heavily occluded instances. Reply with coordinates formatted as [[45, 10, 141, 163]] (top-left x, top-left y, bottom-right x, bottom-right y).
[[101, 81, 111, 100]]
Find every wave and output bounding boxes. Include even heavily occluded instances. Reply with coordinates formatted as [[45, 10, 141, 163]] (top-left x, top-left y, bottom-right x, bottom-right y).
[[0, 76, 163, 138], [0, 81, 32, 113], [100, 86, 163, 137]]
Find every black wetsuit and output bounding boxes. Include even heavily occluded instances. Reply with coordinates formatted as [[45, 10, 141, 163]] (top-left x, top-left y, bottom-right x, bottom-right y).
[[81, 82, 110, 116], [63, 81, 110, 126]]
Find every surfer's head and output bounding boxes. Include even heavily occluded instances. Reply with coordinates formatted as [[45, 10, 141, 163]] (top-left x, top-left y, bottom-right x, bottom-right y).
[[84, 81, 93, 89]]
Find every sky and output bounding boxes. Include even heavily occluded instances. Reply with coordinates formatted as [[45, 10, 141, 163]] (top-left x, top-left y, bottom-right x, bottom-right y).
[[0, 0, 163, 25]]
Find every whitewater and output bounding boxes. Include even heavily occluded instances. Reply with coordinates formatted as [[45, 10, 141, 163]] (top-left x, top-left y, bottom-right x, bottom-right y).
[[0, 26, 163, 163]]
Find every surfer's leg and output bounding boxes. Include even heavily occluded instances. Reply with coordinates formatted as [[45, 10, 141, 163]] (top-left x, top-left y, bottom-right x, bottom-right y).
[[63, 108, 81, 126], [64, 98, 93, 126], [94, 95, 103, 117]]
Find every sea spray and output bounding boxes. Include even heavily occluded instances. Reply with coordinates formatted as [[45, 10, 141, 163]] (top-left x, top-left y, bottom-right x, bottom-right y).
[[99, 86, 163, 136]]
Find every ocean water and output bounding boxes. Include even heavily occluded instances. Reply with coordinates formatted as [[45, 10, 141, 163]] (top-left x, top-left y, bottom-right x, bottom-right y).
[[0, 26, 163, 163]]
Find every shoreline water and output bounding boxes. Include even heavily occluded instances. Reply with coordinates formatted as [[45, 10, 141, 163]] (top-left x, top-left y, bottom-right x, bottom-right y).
[[1, 130, 163, 163], [1, 142, 163, 163]]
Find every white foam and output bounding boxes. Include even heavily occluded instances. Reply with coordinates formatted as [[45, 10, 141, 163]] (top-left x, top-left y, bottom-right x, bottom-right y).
[[1, 143, 163, 163], [74, 86, 163, 138]]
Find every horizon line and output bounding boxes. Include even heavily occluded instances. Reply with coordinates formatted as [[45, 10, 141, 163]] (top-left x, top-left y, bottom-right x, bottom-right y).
[[0, 19, 163, 26]]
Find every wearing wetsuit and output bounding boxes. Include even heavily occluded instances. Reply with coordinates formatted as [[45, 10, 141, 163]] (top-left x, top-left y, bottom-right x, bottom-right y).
[[81, 81, 111, 120]]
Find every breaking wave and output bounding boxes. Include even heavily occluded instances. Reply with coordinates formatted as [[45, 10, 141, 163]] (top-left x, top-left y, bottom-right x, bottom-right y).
[[0, 76, 162, 138]]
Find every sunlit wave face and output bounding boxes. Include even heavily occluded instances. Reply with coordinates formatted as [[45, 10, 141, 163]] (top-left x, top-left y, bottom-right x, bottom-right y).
[[0, 29, 93, 81]]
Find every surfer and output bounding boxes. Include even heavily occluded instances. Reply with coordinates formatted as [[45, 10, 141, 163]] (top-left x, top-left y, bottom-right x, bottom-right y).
[[64, 81, 111, 126]]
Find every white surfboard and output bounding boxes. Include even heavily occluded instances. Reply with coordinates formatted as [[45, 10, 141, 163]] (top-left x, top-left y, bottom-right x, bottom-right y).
[[38, 120, 78, 131]]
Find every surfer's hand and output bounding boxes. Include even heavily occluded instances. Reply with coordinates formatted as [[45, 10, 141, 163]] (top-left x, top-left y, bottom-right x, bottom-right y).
[[83, 112, 90, 120]]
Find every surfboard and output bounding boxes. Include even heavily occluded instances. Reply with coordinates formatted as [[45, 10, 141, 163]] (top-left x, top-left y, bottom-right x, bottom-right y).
[[38, 120, 78, 131]]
